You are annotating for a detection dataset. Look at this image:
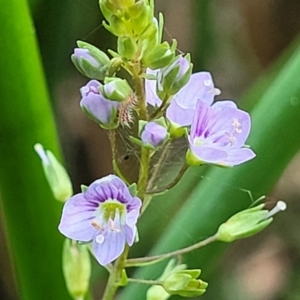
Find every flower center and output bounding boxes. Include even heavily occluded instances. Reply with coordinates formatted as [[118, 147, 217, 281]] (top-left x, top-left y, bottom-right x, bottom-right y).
[[101, 200, 126, 221]]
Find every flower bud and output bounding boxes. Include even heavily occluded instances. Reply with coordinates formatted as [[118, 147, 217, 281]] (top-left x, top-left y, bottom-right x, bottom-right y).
[[62, 239, 91, 299], [216, 201, 287, 242], [100, 77, 133, 102], [34, 144, 73, 202], [147, 285, 170, 300], [103, 14, 130, 36], [80, 80, 119, 129], [158, 54, 193, 99], [129, 1, 152, 35], [117, 36, 137, 59], [162, 269, 208, 297], [139, 118, 169, 149], [71, 41, 110, 80], [142, 41, 175, 70]]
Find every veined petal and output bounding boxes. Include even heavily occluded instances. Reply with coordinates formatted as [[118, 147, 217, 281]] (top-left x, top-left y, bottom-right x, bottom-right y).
[[220, 148, 256, 166], [166, 99, 195, 127], [92, 230, 126, 265], [176, 72, 217, 109], [190, 100, 213, 139], [190, 145, 228, 163], [145, 69, 162, 107], [58, 194, 96, 242]]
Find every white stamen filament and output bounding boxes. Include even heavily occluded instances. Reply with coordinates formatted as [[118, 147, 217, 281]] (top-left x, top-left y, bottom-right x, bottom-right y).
[[108, 219, 121, 232], [265, 201, 287, 219]]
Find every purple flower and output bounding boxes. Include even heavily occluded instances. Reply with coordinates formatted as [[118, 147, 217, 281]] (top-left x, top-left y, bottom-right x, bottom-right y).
[[145, 71, 220, 127], [58, 175, 142, 265], [166, 72, 220, 127], [141, 122, 168, 147], [188, 100, 256, 167], [80, 80, 119, 129]]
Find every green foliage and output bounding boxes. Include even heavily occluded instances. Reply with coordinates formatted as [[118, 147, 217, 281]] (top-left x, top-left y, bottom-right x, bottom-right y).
[[0, 1, 70, 299]]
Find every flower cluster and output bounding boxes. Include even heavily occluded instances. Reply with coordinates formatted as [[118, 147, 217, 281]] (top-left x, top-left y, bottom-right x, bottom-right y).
[[38, 1, 266, 299]]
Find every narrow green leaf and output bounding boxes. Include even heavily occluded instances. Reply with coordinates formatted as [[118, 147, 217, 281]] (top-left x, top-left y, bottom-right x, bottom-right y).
[[0, 1, 70, 299]]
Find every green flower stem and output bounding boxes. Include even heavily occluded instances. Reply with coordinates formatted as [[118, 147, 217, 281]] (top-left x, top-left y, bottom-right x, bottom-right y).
[[101, 245, 129, 300], [132, 64, 151, 200], [125, 234, 218, 267], [127, 278, 162, 286], [150, 95, 170, 120], [102, 63, 151, 300]]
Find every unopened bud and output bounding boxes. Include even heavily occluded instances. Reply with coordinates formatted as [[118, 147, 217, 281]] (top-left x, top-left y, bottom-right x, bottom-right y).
[[34, 144, 73, 202], [216, 202, 287, 243], [62, 239, 91, 299], [71, 41, 110, 80], [100, 77, 133, 102]]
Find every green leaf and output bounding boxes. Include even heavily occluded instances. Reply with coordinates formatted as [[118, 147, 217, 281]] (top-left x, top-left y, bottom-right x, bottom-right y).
[[0, 1, 70, 299]]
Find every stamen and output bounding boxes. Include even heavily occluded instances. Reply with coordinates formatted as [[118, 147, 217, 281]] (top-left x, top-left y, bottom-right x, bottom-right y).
[[265, 201, 287, 219], [108, 219, 121, 232], [91, 220, 102, 230], [228, 134, 237, 146], [214, 88, 221, 95], [232, 118, 242, 133]]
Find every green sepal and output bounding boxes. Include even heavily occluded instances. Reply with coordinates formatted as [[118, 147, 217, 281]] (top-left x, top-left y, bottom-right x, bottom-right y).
[[117, 36, 137, 59], [81, 184, 88, 193], [142, 41, 175, 70], [186, 149, 203, 166], [118, 269, 128, 287], [128, 183, 138, 197], [77, 41, 110, 65]]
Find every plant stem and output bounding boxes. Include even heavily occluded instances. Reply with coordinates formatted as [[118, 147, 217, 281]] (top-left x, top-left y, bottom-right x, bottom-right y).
[[127, 278, 162, 285], [101, 245, 129, 300], [125, 234, 218, 267], [102, 63, 152, 300]]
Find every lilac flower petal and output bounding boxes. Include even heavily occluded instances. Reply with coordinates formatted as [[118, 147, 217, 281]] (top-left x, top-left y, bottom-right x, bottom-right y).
[[212, 100, 237, 109], [145, 69, 162, 107], [58, 194, 96, 242], [211, 106, 251, 147], [220, 148, 256, 166], [166, 99, 195, 127], [74, 49, 99, 67], [80, 94, 118, 124], [92, 230, 126, 265], [124, 224, 136, 246], [190, 100, 213, 139], [141, 122, 167, 147], [190, 145, 228, 163], [176, 72, 217, 109]]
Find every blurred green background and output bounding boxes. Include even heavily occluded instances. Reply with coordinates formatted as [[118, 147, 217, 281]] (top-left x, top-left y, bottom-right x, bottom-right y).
[[1, 0, 300, 299]]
